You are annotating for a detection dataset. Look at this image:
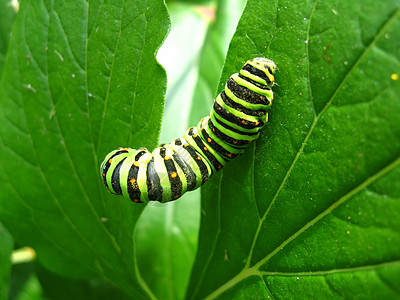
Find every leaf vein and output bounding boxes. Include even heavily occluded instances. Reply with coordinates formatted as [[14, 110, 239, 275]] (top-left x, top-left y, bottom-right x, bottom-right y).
[[258, 260, 400, 276]]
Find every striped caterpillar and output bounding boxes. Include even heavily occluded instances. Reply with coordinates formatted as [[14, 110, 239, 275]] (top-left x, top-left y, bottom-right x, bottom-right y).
[[100, 57, 277, 203]]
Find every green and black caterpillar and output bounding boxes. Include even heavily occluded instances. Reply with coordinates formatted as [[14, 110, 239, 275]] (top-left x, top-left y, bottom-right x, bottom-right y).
[[100, 57, 277, 203]]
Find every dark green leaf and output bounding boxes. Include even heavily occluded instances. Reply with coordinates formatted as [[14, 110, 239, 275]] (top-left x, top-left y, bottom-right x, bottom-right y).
[[0, 0, 17, 75], [188, 0, 400, 298], [9, 262, 46, 300], [0, 0, 169, 298], [36, 262, 130, 300], [0, 223, 12, 299]]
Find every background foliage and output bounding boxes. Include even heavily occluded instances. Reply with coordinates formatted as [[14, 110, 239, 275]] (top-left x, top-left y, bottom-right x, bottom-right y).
[[0, 0, 399, 299]]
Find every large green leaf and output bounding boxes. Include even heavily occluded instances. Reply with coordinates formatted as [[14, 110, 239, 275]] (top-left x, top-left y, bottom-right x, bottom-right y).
[[0, 0, 168, 298], [188, 0, 400, 298]]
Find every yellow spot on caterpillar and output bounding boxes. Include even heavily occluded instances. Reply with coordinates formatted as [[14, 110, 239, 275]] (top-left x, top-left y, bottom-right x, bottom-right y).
[[212, 128, 215, 132], [227, 153, 232, 158], [174, 195, 179, 199], [171, 172, 177, 178], [134, 199, 140, 203], [255, 121, 259, 126], [204, 147, 208, 151], [108, 159, 113, 163], [241, 120, 246, 124], [196, 156, 201, 160], [130, 178, 136, 184], [165, 156, 171, 160], [193, 134, 198, 138], [218, 165, 222, 169], [134, 161, 140, 167], [102, 173, 106, 177], [391, 73, 399, 81], [207, 138, 212, 143]]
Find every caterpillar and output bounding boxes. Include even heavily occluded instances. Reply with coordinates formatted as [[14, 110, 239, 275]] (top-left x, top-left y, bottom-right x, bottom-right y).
[[100, 57, 277, 203]]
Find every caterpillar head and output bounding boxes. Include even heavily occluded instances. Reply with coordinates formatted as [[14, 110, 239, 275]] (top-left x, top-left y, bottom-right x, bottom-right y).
[[240, 57, 277, 87]]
